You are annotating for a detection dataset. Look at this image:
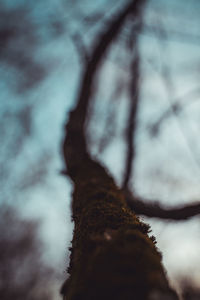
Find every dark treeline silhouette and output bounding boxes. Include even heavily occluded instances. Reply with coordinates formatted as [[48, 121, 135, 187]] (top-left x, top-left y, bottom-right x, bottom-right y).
[[0, 206, 55, 299]]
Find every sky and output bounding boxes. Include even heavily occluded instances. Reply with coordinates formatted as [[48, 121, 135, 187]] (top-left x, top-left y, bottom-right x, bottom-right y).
[[1, 0, 200, 298]]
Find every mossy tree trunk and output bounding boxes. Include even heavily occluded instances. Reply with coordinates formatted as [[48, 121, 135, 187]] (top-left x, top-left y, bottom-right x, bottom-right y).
[[62, 154, 178, 299], [61, 1, 179, 299]]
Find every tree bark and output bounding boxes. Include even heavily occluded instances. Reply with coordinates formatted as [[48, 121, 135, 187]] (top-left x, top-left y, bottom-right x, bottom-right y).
[[61, 154, 178, 299]]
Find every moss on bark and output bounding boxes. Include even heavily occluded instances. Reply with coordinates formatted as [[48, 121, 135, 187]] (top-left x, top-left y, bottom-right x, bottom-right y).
[[62, 156, 178, 300]]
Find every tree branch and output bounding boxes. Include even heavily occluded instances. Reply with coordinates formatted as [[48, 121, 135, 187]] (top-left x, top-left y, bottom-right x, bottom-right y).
[[70, 32, 89, 65], [125, 189, 200, 220], [122, 47, 140, 189], [149, 20, 200, 173], [143, 24, 200, 45], [75, 0, 146, 129], [149, 87, 200, 136], [63, 0, 146, 174], [122, 6, 145, 189]]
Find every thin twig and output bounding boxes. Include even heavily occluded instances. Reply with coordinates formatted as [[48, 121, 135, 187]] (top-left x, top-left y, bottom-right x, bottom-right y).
[[149, 87, 200, 136], [154, 19, 200, 173], [70, 32, 89, 64], [142, 24, 200, 45], [122, 6, 146, 189], [122, 48, 140, 188]]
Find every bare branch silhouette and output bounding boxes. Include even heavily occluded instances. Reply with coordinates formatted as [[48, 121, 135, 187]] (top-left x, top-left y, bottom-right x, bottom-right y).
[[70, 32, 89, 64], [149, 87, 200, 136], [63, 0, 146, 171], [122, 46, 140, 189], [142, 23, 200, 45], [152, 19, 200, 172], [125, 189, 200, 220]]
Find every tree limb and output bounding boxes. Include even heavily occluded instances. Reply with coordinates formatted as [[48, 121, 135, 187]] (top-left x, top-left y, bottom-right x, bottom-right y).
[[70, 32, 89, 64], [143, 24, 200, 45], [122, 3, 146, 189], [125, 189, 200, 220], [122, 46, 140, 189], [149, 87, 200, 136], [63, 0, 146, 174]]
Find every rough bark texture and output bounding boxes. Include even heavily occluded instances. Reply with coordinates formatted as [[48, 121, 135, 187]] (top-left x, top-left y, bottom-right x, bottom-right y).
[[62, 153, 178, 299]]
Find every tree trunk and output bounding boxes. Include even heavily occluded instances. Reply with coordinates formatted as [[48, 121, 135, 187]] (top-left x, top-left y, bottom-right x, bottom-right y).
[[61, 151, 178, 299]]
